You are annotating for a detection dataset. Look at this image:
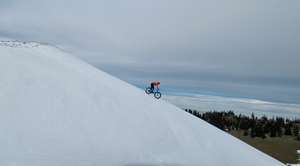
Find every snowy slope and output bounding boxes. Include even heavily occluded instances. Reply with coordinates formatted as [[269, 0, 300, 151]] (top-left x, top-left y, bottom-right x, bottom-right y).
[[0, 40, 285, 166]]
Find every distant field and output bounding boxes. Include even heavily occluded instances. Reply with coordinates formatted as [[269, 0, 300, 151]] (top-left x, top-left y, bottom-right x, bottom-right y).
[[230, 130, 300, 164]]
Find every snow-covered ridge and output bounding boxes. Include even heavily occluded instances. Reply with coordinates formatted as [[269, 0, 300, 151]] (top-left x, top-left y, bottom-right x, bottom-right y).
[[0, 40, 285, 166], [0, 40, 41, 48]]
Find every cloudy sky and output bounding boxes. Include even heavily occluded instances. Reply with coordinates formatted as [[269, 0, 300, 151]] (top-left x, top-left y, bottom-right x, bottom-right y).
[[0, 0, 300, 104]]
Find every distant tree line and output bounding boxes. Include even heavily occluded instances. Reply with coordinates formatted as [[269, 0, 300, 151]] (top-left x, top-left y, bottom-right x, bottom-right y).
[[184, 109, 300, 140]]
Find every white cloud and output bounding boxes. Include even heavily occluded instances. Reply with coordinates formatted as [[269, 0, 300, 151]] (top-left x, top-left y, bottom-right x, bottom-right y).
[[1, 0, 300, 103], [164, 94, 300, 119]]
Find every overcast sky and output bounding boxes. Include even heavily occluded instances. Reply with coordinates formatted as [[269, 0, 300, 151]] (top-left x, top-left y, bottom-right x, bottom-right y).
[[0, 0, 300, 104]]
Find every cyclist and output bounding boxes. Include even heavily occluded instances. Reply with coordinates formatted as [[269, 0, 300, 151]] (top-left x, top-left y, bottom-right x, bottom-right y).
[[150, 81, 160, 92]]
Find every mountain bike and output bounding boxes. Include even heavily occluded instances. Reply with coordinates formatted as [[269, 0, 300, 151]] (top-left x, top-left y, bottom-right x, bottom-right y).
[[145, 87, 162, 99]]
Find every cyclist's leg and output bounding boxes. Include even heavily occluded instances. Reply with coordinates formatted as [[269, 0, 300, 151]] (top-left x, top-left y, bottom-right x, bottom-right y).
[[150, 83, 154, 91]]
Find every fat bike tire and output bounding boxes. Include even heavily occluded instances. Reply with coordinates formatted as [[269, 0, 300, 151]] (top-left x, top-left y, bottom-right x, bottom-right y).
[[145, 87, 152, 94], [154, 92, 162, 99]]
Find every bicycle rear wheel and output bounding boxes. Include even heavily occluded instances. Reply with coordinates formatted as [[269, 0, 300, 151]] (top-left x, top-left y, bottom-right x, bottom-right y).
[[145, 87, 152, 94]]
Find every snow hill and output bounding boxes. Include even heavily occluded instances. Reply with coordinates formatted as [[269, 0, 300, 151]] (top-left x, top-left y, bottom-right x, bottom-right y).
[[0, 40, 285, 166]]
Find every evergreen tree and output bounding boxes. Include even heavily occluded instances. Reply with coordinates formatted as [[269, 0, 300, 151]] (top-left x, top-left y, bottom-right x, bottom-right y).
[[284, 124, 292, 136], [293, 125, 299, 137]]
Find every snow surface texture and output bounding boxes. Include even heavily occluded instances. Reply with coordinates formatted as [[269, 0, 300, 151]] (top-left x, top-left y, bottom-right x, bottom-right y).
[[0, 40, 41, 48], [0, 40, 285, 166]]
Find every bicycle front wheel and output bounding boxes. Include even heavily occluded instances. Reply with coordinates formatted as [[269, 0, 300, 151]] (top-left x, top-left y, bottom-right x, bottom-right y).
[[154, 92, 162, 99]]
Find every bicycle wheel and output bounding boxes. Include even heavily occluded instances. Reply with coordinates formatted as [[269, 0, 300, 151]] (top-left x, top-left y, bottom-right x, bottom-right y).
[[154, 92, 162, 99], [145, 87, 152, 94]]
